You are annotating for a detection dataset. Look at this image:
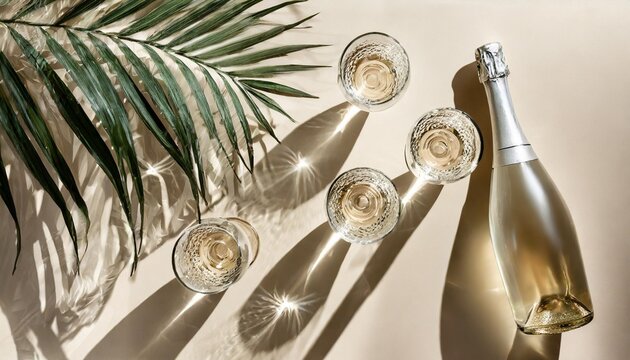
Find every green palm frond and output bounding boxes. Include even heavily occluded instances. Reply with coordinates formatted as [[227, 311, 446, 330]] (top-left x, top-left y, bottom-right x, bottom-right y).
[[0, 0, 325, 274]]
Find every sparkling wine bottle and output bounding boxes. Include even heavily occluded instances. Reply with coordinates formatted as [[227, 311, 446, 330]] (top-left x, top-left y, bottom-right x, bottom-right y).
[[476, 43, 593, 334]]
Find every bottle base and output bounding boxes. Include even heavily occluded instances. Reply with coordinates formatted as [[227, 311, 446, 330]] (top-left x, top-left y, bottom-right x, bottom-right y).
[[519, 294, 593, 335]]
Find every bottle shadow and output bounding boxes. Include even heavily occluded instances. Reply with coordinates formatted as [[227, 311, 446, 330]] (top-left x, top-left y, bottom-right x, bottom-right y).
[[439, 62, 561, 360], [302, 172, 443, 360], [84, 279, 225, 360], [233, 102, 368, 214]]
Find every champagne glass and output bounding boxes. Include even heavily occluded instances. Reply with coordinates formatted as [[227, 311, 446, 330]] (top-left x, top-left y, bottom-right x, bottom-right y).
[[405, 108, 482, 184], [172, 217, 259, 294], [326, 167, 401, 244], [338, 32, 410, 112]]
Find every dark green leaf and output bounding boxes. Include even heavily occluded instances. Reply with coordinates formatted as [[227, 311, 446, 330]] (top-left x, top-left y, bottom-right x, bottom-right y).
[[168, 0, 262, 47], [148, 0, 229, 42], [43, 29, 142, 270], [200, 67, 249, 172], [231, 78, 278, 142], [55, 0, 106, 25], [0, 138, 22, 274], [11, 0, 55, 20], [8, 28, 134, 270], [89, 34, 189, 174], [240, 79, 317, 98], [196, 13, 318, 60], [228, 64, 327, 78], [171, 56, 236, 175], [179, 0, 306, 53], [65, 30, 147, 266], [0, 52, 90, 233], [115, 39, 202, 221], [0, 83, 79, 271], [90, 0, 155, 30], [142, 45, 207, 206], [243, 83, 295, 122], [119, 0, 192, 36], [218, 75, 254, 171], [207, 44, 327, 67]]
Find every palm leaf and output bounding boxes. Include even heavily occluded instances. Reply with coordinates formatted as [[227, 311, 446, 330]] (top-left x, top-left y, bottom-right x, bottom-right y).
[[1, 0, 322, 273], [170, 56, 236, 176], [147, 0, 229, 42], [179, 0, 306, 53], [43, 29, 143, 270], [9, 27, 134, 233], [231, 77, 278, 142], [0, 83, 79, 271], [115, 39, 203, 218], [143, 45, 208, 206], [0, 52, 90, 231], [202, 67, 250, 172], [243, 84, 295, 122], [55, 0, 106, 25], [240, 79, 317, 98], [11, 0, 56, 20], [119, 0, 192, 36], [167, 0, 262, 48], [89, 0, 156, 30], [208, 44, 327, 67], [220, 77, 255, 171], [89, 34, 188, 173], [0, 138, 22, 274], [229, 64, 327, 78], [195, 14, 317, 60], [8, 28, 135, 269]]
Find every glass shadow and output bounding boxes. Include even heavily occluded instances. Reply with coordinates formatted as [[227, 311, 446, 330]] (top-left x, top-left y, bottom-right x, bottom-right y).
[[303, 172, 443, 360], [85, 279, 224, 359], [237, 222, 351, 354], [233, 102, 368, 213]]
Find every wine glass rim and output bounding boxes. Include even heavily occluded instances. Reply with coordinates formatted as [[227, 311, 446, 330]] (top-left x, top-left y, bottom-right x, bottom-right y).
[[339, 31, 408, 57], [171, 218, 242, 294], [417, 107, 484, 163], [326, 167, 402, 244], [337, 32, 410, 110], [406, 107, 484, 184]]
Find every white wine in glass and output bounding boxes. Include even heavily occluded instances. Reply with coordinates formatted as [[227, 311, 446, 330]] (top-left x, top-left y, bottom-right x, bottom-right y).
[[338, 32, 410, 112], [172, 218, 259, 294], [327, 167, 400, 244], [405, 108, 482, 184]]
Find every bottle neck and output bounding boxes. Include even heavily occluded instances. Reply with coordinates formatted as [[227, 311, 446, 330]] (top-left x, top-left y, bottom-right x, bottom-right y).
[[483, 76, 538, 167]]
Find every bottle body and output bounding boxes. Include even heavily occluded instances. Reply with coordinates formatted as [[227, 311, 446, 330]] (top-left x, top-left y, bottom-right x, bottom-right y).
[[490, 160, 593, 334], [478, 42, 593, 334]]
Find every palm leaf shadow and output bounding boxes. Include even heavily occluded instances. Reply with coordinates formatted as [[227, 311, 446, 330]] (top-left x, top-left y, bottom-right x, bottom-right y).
[[303, 172, 443, 360], [439, 63, 561, 360], [0, 88, 197, 359], [0, 144, 124, 359], [235, 102, 368, 212], [85, 279, 225, 360]]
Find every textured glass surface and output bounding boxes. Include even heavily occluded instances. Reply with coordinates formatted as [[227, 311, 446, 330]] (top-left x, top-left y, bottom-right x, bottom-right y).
[[338, 32, 409, 111], [405, 108, 482, 184], [326, 168, 400, 244], [490, 160, 593, 334], [172, 218, 258, 294]]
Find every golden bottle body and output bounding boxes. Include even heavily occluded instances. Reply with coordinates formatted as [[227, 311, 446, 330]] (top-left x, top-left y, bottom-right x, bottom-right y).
[[478, 43, 593, 334]]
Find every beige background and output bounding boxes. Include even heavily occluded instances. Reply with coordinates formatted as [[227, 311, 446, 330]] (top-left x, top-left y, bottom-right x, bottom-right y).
[[1, 0, 630, 359]]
